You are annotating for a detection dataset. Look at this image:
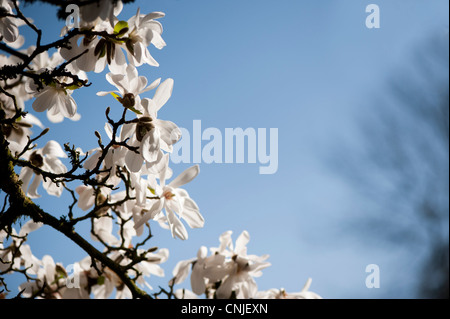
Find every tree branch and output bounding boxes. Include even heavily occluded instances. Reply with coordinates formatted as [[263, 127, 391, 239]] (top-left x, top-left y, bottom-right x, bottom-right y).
[[0, 121, 151, 299]]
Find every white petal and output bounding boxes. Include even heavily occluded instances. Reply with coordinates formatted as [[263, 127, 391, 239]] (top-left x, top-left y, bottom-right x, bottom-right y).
[[153, 78, 174, 111], [44, 157, 67, 174], [133, 199, 164, 231], [63, 94, 77, 118], [70, 112, 81, 121], [19, 220, 43, 237], [142, 12, 165, 22], [151, 29, 166, 49], [216, 275, 235, 299], [76, 185, 95, 211], [43, 177, 64, 197], [191, 264, 206, 295], [120, 123, 135, 141], [125, 149, 144, 173], [27, 174, 43, 198], [42, 140, 67, 158], [32, 89, 53, 112], [156, 119, 181, 151], [19, 167, 34, 194], [171, 258, 195, 285], [104, 123, 113, 140], [142, 78, 161, 94], [168, 165, 199, 189], [83, 149, 101, 170], [165, 192, 183, 216], [141, 98, 158, 119], [141, 128, 160, 163], [180, 196, 204, 229], [23, 113, 44, 129], [47, 110, 64, 123], [166, 208, 188, 240], [96, 91, 112, 96], [235, 231, 250, 255]]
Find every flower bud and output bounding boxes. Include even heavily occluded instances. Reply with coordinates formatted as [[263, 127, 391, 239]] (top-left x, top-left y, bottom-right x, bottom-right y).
[[30, 151, 44, 168], [136, 117, 155, 142], [119, 93, 135, 109]]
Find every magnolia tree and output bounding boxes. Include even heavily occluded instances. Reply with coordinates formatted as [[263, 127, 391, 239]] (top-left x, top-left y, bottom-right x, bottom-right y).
[[0, 0, 321, 299]]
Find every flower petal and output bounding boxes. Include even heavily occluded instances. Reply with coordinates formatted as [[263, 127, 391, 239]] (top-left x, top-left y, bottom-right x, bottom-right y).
[[42, 140, 67, 158], [141, 128, 160, 163], [18, 220, 43, 237], [168, 165, 199, 189], [166, 208, 188, 240], [153, 78, 173, 111]]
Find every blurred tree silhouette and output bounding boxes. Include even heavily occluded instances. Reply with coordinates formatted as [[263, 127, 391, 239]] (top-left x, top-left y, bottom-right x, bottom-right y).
[[342, 33, 449, 299]]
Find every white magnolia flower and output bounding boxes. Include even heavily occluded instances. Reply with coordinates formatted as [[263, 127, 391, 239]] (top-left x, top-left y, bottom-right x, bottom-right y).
[[61, 7, 165, 73], [30, 49, 64, 71], [0, 220, 42, 275], [60, 11, 127, 74], [1, 112, 44, 155], [133, 248, 169, 290], [31, 49, 88, 83], [171, 257, 196, 286], [125, 8, 166, 67], [26, 79, 80, 123], [19, 140, 67, 198], [173, 231, 271, 299], [61, 30, 128, 74], [97, 64, 161, 114], [92, 215, 119, 246], [134, 164, 204, 240], [212, 231, 271, 299], [18, 255, 67, 298], [106, 76, 181, 173], [0, 0, 25, 48]]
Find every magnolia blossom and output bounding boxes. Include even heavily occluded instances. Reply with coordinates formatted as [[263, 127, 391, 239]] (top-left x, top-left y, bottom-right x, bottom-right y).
[[60, 7, 165, 74], [97, 64, 161, 114], [125, 8, 166, 67], [171, 231, 271, 299], [60, 0, 124, 72], [1, 110, 44, 155], [124, 97, 181, 172], [0, 220, 42, 275], [26, 79, 79, 123], [19, 140, 67, 198], [133, 163, 204, 240], [60, 16, 126, 74], [19, 255, 67, 298], [0, 0, 25, 48], [110, 79, 180, 172], [209, 231, 271, 299], [97, 66, 180, 172], [133, 248, 169, 290]]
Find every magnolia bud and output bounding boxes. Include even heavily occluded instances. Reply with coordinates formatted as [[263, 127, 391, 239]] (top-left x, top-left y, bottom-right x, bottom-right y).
[[119, 93, 135, 108], [29, 152, 44, 168], [136, 117, 155, 142]]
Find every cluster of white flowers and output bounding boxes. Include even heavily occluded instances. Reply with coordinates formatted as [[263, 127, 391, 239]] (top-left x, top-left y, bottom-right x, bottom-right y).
[[171, 231, 321, 299], [1, 0, 320, 299]]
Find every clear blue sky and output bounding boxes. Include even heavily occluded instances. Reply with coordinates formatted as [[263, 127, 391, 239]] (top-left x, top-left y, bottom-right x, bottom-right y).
[[5, 0, 448, 298]]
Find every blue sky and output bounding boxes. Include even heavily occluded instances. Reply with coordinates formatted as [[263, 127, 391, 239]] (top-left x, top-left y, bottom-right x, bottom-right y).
[[3, 0, 448, 298]]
